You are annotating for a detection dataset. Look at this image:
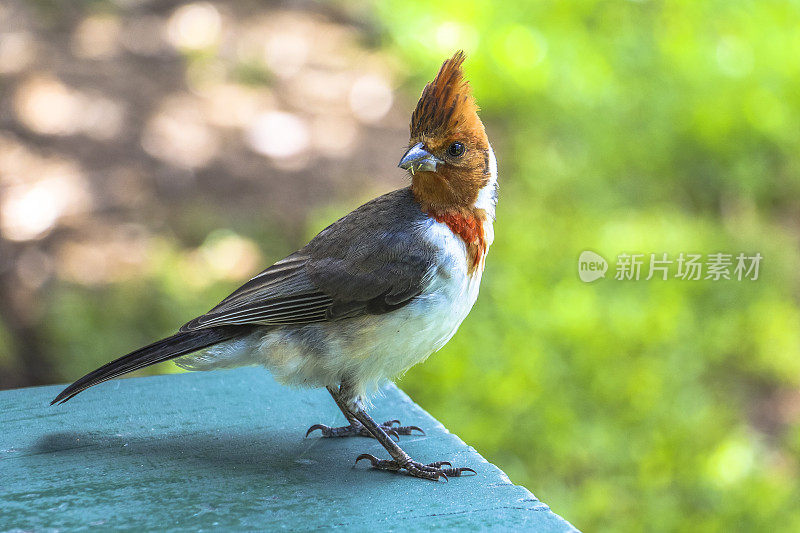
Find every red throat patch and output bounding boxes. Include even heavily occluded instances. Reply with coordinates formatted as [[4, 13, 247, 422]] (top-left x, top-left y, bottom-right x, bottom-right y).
[[430, 211, 487, 275]]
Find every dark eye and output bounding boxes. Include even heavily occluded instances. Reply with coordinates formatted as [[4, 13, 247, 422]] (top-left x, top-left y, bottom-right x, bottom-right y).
[[447, 141, 465, 157]]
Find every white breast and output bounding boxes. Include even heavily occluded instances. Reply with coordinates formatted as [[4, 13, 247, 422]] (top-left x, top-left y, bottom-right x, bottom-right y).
[[415, 216, 486, 353], [476, 143, 498, 223]]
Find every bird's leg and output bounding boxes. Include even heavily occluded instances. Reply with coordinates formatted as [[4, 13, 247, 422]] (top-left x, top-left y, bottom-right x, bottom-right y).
[[323, 383, 474, 481], [306, 385, 423, 439]]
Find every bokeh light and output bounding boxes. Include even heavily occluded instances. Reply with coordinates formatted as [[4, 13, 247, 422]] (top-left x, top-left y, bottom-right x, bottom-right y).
[[246, 111, 310, 160]]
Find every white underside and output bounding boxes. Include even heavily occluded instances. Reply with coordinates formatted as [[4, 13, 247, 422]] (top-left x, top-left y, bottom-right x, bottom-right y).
[[178, 146, 498, 399]]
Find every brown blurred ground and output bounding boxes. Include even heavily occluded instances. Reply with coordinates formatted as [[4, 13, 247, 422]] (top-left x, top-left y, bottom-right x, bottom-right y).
[[0, 0, 413, 389]]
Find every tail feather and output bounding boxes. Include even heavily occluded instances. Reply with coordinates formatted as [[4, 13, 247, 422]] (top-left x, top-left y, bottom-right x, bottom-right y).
[[51, 326, 252, 405]]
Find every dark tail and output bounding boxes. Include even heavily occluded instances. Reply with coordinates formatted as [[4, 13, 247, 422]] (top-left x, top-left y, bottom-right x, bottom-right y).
[[51, 326, 252, 405]]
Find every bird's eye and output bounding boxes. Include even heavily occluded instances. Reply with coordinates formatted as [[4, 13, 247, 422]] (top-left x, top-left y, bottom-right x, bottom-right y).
[[447, 141, 465, 157]]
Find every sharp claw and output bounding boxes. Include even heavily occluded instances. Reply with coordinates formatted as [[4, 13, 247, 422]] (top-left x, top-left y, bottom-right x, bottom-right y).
[[386, 428, 400, 441], [305, 424, 325, 438], [383, 420, 401, 427], [355, 453, 378, 467], [408, 425, 425, 435], [443, 467, 477, 477], [355, 454, 471, 481]]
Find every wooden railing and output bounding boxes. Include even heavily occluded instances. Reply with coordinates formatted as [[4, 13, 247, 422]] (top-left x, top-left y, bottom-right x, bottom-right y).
[[0, 368, 577, 531]]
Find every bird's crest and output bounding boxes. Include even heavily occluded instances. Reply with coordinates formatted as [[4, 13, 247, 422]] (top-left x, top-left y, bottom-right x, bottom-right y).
[[410, 51, 482, 140]]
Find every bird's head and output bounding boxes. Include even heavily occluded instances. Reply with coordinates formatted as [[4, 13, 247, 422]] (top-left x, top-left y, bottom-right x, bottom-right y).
[[400, 51, 494, 218]]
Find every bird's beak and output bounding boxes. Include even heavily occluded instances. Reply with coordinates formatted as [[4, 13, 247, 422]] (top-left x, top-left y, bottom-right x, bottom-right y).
[[399, 142, 442, 174]]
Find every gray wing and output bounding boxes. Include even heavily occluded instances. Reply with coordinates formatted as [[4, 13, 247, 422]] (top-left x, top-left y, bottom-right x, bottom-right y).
[[180, 188, 436, 332], [179, 252, 331, 331]]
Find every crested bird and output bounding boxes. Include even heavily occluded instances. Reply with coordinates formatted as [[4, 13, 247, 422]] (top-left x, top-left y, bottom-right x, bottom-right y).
[[52, 51, 498, 481]]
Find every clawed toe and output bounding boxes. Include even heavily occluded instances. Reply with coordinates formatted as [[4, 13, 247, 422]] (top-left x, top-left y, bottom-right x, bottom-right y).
[[441, 466, 476, 477], [305, 419, 423, 440], [305, 422, 369, 438], [394, 425, 425, 436], [305, 424, 327, 438], [354, 453, 475, 481], [381, 420, 424, 436]]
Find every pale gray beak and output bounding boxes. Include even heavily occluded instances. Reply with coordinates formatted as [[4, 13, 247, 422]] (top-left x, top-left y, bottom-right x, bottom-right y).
[[399, 142, 442, 174]]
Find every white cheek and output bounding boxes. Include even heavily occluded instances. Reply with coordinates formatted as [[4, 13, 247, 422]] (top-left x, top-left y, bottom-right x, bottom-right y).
[[475, 143, 498, 220]]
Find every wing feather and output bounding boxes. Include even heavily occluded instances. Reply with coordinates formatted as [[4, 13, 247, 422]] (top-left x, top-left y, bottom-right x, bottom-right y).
[[180, 253, 333, 330], [180, 188, 438, 332]]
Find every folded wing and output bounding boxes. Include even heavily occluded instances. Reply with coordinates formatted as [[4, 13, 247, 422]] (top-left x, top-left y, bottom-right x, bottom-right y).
[[181, 188, 437, 332]]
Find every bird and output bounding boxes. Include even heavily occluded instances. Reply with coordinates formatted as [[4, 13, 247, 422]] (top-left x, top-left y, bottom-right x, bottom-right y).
[[51, 51, 498, 481]]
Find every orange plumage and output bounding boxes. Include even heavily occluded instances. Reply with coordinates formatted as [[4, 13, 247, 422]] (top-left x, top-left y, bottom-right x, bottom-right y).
[[406, 51, 493, 271], [410, 51, 483, 142]]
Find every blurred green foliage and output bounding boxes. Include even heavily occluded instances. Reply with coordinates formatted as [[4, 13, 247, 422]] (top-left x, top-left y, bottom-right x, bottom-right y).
[[371, 0, 800, 531]]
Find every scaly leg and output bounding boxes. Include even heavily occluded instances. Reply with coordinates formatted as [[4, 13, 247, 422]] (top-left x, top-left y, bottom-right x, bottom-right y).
[[305, 385, 423, 439], [317, 383, 475, 481]]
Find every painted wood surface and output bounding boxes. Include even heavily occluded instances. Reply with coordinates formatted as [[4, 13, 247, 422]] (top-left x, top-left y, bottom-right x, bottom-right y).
[[1, 368, 577, 531]]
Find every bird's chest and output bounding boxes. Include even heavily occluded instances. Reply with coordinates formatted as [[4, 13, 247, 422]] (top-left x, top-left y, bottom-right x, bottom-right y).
[[297, 217, 492, 397], [408, 216, 492, 349], [428, 210, 490, 275]]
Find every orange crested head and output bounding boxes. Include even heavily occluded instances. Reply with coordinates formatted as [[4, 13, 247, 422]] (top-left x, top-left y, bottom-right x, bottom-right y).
[[409, 50, 483, 142], [399, 51, 493, 218]]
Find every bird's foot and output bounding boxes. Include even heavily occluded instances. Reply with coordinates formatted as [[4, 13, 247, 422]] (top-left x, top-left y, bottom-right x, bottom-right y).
[[355, 453, 476, 481], [305, 419, 424, 440]]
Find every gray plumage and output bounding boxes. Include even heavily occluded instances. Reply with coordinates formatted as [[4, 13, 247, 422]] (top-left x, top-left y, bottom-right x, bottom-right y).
[[52, 188, 443, 404], [181, 187, 437, 330], [51, 326, 251, 404]]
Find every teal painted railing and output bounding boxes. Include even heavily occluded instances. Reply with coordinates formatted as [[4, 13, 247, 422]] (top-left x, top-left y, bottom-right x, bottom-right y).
[[0, 368, 577, 531]]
